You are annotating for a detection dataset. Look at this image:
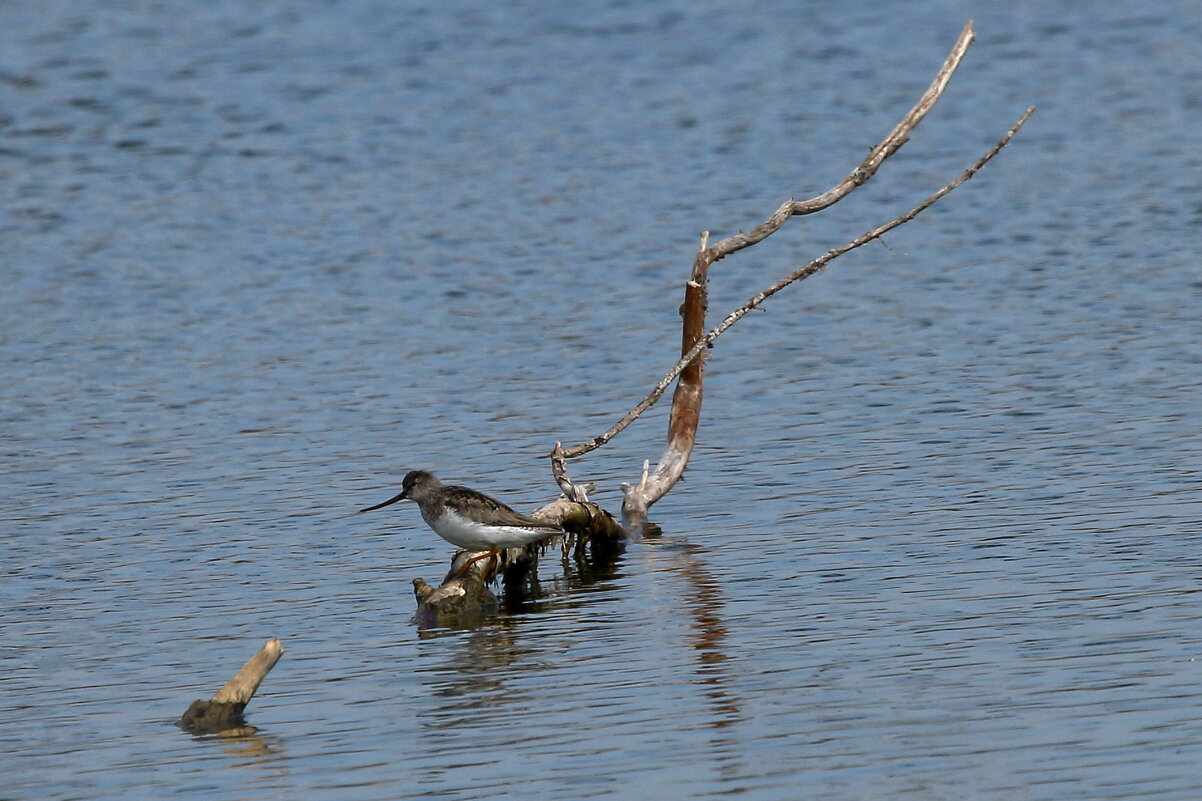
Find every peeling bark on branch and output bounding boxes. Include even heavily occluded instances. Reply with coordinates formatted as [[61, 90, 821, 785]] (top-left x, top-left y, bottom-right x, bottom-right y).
[[623, 231, 711, 531]]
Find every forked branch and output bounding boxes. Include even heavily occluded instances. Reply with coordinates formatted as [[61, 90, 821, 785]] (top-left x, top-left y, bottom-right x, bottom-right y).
[[579, 105, 1034, 480], [703, 20, 977, 267], [560, 20, 980, 462]]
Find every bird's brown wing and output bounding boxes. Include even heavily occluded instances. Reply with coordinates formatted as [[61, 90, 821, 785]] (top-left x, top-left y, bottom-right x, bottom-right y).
[[444, 485, 564, 532]]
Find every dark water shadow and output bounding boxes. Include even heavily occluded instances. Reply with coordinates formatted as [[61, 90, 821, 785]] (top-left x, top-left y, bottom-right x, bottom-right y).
[[177, 723, 289, 772]]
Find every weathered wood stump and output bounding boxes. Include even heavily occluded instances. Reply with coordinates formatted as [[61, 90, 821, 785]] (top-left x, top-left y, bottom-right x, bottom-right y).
[[413, 574, 497, 628], [533, 498, 623, 553], [411, 498, 624, 626], [179, 638, 284, 735]]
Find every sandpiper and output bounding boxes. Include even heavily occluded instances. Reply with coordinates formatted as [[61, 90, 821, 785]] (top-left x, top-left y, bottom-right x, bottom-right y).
[[360, 470, 563, 573]]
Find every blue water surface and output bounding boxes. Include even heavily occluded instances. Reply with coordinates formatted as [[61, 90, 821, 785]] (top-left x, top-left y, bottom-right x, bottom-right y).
[[3, 1, 1201, 799]]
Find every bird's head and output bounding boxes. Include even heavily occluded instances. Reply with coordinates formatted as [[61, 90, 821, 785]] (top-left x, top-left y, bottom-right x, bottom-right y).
[[360, 470, 442, 512]]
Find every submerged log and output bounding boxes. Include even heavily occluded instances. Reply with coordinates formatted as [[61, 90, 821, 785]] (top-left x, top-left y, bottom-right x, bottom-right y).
[[179, 638, 284, 735], [413, 574, 497, 628]]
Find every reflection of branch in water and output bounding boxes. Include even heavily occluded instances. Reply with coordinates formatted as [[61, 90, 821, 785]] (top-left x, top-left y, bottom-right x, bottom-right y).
[[419, 619, 525, 702], [669, 541, 742, 731], [559, 536, 623, 591], [497, 539, 623, 612], [194, 729, 289, 772], [644, 537, 747, 788], [413, 617, 551, 745], [495, 535, 626, 612], [412, 542, 630, 738]]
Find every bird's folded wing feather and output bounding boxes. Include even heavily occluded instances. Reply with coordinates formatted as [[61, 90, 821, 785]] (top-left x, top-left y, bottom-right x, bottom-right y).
[[447, 486, 563, 531]]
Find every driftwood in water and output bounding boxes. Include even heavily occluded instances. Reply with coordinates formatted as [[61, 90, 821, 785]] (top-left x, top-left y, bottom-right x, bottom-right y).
[[409, 21, 1031, 621], [413, 573, 497, 628], [179, 638, 284, 735]]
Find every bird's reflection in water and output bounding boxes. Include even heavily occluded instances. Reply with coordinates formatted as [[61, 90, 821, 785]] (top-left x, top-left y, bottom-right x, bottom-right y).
[[430, 619, 524, 697], [414, 528, 744, 785], [412, 538, 626, 735], [414, 617, 546, 750]]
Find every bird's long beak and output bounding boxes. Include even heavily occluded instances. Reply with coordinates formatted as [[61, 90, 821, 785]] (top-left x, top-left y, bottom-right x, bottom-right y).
[[359, 489, 407, 513]]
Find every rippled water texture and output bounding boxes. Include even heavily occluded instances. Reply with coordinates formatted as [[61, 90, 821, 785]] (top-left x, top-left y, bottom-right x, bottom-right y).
[[3, 1, 1202, 799]]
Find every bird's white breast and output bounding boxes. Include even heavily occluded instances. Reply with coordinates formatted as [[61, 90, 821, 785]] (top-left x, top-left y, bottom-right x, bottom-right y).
[[425, 507, 554, 551]]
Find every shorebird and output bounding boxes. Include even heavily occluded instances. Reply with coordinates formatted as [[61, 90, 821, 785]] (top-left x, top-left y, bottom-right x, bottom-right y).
[[360, 470, 563, 575]]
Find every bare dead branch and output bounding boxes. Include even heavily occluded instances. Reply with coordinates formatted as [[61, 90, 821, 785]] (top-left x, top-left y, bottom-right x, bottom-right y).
[[564, 105, 1034, 461], [551, 442, 592, 503], [532, 496, 624, 544], [179, 638, 284, 734], [211, 638, 285, 705], [559, 22, 980, 461], [705, 20, 975, 265], [621, 231, 711, 525], [413, 574, 497, 628]]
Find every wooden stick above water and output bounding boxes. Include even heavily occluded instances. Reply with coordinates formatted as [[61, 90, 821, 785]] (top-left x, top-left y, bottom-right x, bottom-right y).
[[211, 637, 284, 705], [179, 638, 284, 734]]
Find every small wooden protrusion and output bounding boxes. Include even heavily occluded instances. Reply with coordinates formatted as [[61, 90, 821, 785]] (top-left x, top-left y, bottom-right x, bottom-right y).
[[413, 575, 497, 629], [179, 638, 284, 735]]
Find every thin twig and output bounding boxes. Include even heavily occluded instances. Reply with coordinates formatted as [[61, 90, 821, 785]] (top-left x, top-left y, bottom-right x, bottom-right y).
[[550, 442, 590, 502], [704, 20, 976, 266], [561, 106, 1034, 459]]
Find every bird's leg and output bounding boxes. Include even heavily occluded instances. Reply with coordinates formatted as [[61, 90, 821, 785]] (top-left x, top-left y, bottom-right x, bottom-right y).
[[455, 549, 500, 579]]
